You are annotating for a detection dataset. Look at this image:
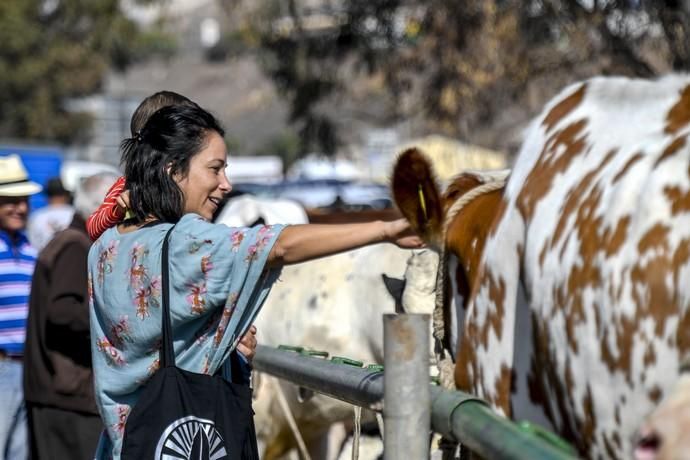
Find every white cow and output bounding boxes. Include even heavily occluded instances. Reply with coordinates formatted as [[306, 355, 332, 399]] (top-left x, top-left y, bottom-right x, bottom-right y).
[[252, 245, 438, 460]]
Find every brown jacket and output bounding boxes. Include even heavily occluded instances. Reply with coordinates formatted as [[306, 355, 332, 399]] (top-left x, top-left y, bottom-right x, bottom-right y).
[[23, 214, 97, 414]]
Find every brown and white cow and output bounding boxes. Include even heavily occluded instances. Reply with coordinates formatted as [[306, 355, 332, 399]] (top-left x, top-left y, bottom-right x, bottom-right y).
[[392, 147, 509, 371], [396, 74, 690, 459]]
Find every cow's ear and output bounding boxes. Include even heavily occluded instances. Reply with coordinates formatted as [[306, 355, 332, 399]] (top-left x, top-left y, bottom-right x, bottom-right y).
[[391, 148, 443, 246], [381, 274, 406, 313]]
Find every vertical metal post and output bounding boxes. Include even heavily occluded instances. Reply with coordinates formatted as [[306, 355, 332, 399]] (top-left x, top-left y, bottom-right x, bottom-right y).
[[384, 313, 431, 460]]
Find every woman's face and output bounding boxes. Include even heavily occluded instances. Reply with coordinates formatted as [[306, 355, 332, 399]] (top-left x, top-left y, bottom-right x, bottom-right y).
[[174, 131, 232, 220]]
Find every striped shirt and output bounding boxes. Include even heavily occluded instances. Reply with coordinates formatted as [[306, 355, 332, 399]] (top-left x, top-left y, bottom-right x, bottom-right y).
[[0, 229, 37, 356], [86, 175, 125, 241]]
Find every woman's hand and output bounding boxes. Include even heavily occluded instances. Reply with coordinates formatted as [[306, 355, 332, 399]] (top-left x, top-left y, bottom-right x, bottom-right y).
[[236, 325, 258, 362], [384, 218, 426, 249]]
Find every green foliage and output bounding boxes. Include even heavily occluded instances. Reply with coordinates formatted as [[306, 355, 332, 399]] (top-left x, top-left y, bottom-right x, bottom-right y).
[[252, 0, 404, 156], [249, 0, 690, 152], [132, 27, 178, 61], [0, 0, 154, 144]]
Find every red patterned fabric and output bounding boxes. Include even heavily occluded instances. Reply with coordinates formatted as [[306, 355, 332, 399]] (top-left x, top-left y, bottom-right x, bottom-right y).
[[86, 176, 126, 241]]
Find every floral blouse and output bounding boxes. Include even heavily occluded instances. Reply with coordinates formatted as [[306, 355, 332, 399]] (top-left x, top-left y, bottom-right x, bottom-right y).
[[88, 214, 284, 459]]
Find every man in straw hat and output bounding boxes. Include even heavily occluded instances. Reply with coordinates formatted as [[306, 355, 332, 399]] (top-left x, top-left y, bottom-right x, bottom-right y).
[[0, 154, 42, 459]]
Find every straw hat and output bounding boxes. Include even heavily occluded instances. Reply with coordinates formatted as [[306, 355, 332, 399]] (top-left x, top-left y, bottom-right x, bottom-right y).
[[0, 154, 43, 197]]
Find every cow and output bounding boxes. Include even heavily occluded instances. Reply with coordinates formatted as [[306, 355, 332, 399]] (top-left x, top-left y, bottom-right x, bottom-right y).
[[252, 244, 439, 460], [391, 148, 509, 375], [394, 74, 690, 459]]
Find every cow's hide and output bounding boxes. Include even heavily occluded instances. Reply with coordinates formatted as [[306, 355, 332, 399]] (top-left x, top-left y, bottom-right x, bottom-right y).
[[460, 74, 690, 459]]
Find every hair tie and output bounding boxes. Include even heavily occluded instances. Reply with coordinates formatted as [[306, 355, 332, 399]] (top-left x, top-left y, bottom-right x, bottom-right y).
[[135, 130, 143, 143]]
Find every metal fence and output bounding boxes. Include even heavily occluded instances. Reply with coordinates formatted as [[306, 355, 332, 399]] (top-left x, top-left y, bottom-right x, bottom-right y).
[[252, 315, 578, 460]]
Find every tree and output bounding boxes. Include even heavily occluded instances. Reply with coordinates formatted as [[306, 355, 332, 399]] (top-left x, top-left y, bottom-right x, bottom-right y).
[[248, 0, 406, 155], [0, 0, 170, 144], [247, 0, 690, 154]]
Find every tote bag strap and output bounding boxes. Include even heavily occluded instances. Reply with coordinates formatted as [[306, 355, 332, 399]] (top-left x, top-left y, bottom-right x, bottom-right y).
[[160, 225, 176, 368]]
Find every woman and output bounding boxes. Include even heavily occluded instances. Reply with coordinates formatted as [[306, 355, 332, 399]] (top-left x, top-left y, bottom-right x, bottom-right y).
[[88, 104, 422, 459]]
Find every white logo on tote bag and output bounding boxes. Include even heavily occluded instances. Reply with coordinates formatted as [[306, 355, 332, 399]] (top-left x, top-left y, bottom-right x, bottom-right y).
[[154, 415, 228, 460]]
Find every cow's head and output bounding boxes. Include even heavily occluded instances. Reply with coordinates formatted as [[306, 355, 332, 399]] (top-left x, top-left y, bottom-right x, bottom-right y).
[[391, 147, 509, 311]]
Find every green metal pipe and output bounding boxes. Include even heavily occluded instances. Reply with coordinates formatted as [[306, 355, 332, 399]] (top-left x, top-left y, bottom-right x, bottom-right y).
[[430, 387, 578, 459], [254, 345, 579, 460]]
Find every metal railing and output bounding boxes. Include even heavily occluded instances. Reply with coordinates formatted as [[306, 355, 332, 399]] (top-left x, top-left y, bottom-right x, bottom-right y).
[[253, 342, 578, 460]]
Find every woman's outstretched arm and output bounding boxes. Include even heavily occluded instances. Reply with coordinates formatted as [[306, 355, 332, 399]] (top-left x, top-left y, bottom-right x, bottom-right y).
[[266, 218, 423, 267]]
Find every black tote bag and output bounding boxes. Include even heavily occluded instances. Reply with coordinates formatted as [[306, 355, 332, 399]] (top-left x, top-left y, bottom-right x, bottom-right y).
[[121, 225, 259, 460]]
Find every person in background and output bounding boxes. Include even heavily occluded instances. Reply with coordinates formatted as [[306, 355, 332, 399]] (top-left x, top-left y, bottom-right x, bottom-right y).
[[86, 91, 198, 242], [0, 154, 43, 460], [23, 172, 118, 460], [27, 177, 74, 251]]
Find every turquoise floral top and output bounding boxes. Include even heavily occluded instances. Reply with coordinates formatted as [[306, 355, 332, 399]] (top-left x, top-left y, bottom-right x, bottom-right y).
[[88, 214, 284, 459]]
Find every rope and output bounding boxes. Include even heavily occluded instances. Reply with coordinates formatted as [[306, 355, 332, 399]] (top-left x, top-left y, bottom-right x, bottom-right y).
[[442, 176, 508, 239], [437, 356, 456, 390], [432, 247, 448, 349], [375, 413, 385, 441], [351, 406, 362, 460], [271, 376, 313, 460], [433, 246, 456, 390]]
